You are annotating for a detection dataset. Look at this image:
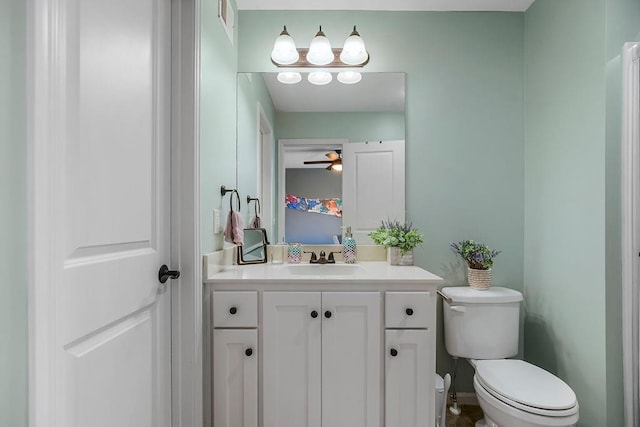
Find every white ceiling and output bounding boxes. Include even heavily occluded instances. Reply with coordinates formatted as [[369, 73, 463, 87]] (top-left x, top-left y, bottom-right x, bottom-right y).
[[236, 0, 535, 12], [262, 72, 405, 113]]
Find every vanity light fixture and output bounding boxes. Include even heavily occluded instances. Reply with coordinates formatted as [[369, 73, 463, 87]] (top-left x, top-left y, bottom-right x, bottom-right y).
[[277, 72, 302, 84], [330, 160, 343, 172], [307, 71, 332, 86], [337, 71, 362, 84], [270, 25, 369, 68]]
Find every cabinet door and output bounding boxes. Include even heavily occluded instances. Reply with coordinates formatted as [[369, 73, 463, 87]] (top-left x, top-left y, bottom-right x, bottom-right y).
[[263, 292, 322, 427], [213, 329, 258, 427], [385, 329, 433, 427], [322, 292, 382, 427]]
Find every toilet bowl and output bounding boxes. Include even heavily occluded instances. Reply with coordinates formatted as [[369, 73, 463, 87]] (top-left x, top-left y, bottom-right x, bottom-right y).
[[440, 287, 579, 427], [473, 359, 579, 427]]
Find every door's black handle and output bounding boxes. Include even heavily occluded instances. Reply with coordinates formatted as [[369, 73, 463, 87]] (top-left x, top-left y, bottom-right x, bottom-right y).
[[324, 310, 332, 319], [158, 265, 180, 284], [311, 310, 318, 318], [390, 348, 398, 357], [406, 308, 414, 316]]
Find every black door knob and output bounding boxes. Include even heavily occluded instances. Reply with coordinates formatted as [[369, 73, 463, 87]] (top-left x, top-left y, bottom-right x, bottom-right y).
[[324, 310, 332, 318], [311, 310, 318, 318], [406, 308, 414, 316], [229, 306, 238, 315], [245, 348, 253, 357], [390, 348, 398, 357], [158, 265, 180, 284]]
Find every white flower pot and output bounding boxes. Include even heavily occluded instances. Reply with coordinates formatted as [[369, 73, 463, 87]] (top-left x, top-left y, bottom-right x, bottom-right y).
[[388, 247, 414, 266], [467, 267, 491, 290]]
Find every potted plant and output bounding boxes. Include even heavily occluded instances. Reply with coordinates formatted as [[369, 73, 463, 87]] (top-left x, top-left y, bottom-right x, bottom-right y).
[[451, 240, 501, 289], [369, 219, 424, 265]]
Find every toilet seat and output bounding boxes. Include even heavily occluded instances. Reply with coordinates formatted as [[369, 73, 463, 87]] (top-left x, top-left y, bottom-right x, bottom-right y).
[[475, 360, 578, 418]]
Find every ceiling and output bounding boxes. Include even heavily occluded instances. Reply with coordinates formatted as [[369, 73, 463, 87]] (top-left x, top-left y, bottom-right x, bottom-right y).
[[262, 72, 405, 113], [236, 0, 535, 12]]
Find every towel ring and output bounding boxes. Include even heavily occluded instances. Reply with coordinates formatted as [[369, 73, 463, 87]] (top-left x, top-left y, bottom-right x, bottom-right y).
[[247, 196, 261, 216], [221, 185, 241, 212]]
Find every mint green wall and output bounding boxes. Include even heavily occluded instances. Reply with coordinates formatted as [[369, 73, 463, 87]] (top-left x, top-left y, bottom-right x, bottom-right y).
[[239, 11, 525, 391], [0, 0, 27, 425], [237, 73, 276, 225], [275, 112, 404, 142], [200, 0, 239, 253], [524, 1, 608, 426], [605, 0, 640, 425]]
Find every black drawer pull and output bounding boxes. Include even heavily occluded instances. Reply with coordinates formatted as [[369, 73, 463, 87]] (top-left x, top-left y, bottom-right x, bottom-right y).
[[229, 306, 238, 315], [324, 310, 332, 319], [245, 348, 253, 357], [405, 308, 414, 316], [311, 310, 318, 318], [390, 348, 398, 357]]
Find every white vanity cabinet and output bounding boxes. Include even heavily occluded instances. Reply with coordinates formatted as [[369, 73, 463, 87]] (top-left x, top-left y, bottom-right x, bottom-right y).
[[205, 262, 443, 427], [384, 291, 435, 427], [263, 291, 381, 427]]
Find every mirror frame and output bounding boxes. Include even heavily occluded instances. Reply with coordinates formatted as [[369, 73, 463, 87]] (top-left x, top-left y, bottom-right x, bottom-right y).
[[237, 228, 269, 265]]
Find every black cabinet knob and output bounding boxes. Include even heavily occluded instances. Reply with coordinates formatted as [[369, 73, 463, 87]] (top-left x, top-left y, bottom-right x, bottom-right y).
[[311, 310, 318, 318], [390, 348, 398, 357], [405, 308, 414, 316], [229, 306, 238, 315], [324, 310, 332, 319], [245, 348, 253, 357]]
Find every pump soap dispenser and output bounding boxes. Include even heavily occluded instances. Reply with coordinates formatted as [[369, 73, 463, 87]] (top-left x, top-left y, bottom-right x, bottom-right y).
[[342, 226, 357, 264]]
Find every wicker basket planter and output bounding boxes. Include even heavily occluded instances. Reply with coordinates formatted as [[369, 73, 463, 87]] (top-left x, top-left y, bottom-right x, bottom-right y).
[[467, 267, 491, 290], [388, 247, 414, 266]]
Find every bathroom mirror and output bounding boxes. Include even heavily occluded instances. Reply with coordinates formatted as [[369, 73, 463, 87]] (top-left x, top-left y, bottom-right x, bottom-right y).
[[237, 228, 268, 264], [236, 72, 406, 244]]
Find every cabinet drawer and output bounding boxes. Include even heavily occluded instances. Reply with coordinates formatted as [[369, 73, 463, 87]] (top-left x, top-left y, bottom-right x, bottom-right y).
[[385, 291, 434, 328], [213, 291, 258, 328]]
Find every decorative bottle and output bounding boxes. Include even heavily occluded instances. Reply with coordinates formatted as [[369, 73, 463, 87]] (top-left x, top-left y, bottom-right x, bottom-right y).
[[342, 226, 357, 264]]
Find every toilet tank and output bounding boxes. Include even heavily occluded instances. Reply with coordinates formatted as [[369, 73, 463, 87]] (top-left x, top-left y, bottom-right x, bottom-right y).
[[441, 286, 523, 359]]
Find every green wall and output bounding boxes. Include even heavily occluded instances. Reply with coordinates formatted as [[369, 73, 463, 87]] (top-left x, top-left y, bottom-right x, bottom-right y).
[[200, 0, 239, 253], [238, 11, 525, 391], [275, 111, 405, 142], [0, 0, 27, 425], [524, 1, 610, 425]]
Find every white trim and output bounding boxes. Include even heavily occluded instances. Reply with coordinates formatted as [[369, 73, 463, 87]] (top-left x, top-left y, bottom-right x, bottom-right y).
[[277, 139, 346, 243], [171, 0, 202, 426], [622, 41, 640, 427], [27, 0, 62, 423], [257, 103, 274, 241]]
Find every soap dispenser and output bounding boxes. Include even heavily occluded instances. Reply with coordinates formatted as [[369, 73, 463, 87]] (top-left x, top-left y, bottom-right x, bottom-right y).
[[342, 226, 357, 264]]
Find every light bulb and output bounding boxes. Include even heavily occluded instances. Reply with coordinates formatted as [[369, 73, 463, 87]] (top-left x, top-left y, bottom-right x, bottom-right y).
[[307, 72, 332, 86], [340, 26, 369, 66], [270, 26, 299, 65], [306, 26, 334, 66]]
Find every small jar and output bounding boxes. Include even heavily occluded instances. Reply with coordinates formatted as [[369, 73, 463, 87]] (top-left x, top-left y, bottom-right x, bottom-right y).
[[287, 243, 302, 264], [270, 243, 286, 264]]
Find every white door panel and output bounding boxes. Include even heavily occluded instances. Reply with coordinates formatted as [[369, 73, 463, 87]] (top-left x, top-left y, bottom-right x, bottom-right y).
[[263, 292, 322, 427], [342, 141, 405, 243], [322, 292, 382, 427], [33, 0, 173, 425]]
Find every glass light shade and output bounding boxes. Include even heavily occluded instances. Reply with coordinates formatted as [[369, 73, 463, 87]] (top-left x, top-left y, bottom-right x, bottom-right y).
[[270, 26, 299, 65], [331, 162, 343, 172], [340, 26, 369, 65], [337, 71, 362, 84], [277, 72, 302, 84], [307, 71, 332, 86], [306, 27, 334, 66]]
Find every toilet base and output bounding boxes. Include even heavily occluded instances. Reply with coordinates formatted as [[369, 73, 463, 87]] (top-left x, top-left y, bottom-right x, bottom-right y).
[[475, 419, 489, 427]]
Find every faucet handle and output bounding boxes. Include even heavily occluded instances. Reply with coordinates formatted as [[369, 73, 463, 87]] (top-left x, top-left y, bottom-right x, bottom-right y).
[[304, 251, 318, 262], [327, 251, 341, 263]]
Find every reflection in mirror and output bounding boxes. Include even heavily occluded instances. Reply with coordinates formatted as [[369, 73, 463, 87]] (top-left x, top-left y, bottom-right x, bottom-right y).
[[237, 228, 268, 265], [236, 72, 405, 244]]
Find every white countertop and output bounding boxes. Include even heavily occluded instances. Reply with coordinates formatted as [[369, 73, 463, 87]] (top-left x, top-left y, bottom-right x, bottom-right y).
[[205, 261, 444, 285]]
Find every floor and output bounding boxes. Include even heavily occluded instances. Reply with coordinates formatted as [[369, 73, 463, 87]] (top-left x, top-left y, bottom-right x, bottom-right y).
[[445, 404, 485, 427]]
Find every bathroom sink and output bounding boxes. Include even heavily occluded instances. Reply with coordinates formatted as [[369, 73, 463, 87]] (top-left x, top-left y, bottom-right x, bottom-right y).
[[283, 264, 365, 276]]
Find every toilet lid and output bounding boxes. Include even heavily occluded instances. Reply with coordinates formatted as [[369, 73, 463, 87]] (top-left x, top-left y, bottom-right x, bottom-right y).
[[475, 360, 577, 411]]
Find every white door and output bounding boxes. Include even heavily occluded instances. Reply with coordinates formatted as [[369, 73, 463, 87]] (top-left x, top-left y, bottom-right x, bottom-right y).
[[213, 329, 258, 427], [385, 329, 432, 427], [30, 0, 173, 425], [322, 292, 382, 427], [342, 141, 406, 243], [263, 292, 322, 427]]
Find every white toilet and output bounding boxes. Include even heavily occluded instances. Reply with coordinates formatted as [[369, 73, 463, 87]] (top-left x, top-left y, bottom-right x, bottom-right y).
[[441, 286, 579, 427]]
